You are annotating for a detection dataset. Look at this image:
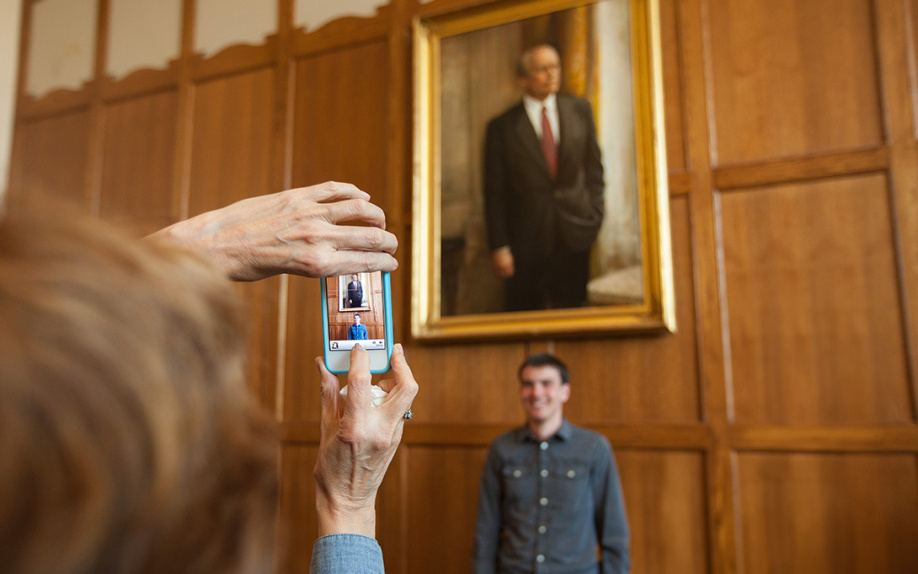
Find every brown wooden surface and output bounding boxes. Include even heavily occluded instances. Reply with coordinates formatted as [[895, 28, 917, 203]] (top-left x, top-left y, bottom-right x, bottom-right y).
[[98, 90, 179, 228], [7, 110, 93, 208], [7, 0, 918, 573], [187, 66, 281, 409], [721, 174, 910, 425], [706, 0, 884, 166], [735, 452, 918, 574]]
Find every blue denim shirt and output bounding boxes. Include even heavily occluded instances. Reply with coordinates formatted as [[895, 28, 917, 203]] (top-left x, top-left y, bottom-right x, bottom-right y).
[[474, 419, 630, 573], [310, 534, 384, 574]]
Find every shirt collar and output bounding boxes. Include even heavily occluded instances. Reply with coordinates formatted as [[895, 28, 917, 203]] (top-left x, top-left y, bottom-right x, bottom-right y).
[[522, 93, 557, 115], [518, 417, 572, 443]]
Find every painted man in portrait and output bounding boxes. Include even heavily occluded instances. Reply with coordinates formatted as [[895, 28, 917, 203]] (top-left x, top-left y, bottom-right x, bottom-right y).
[[483, 43, 605, 312]]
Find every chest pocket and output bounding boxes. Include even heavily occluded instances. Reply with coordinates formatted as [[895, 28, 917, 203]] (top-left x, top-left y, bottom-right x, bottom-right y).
[[548, 462, 591, 506], [500, 464, 535, 509]]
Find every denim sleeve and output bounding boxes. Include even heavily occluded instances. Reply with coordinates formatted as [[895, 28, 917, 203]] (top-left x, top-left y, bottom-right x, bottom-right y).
[[309, 534, 384, 574], [594, 440, 630, 574]]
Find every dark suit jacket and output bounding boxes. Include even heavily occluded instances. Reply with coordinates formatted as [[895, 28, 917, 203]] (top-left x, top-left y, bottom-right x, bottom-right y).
[[483, 95, 604, 261]]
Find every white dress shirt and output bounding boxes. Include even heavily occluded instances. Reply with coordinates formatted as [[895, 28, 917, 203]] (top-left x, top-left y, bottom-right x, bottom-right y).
[[523, 93, 560, 144]]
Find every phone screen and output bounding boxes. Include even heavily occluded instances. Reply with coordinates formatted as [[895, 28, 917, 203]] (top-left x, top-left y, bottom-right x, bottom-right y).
[[321, 271, 393, 373]]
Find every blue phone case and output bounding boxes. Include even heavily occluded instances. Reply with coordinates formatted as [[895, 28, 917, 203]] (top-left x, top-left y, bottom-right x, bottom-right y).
[[321, 271, 393, 374]]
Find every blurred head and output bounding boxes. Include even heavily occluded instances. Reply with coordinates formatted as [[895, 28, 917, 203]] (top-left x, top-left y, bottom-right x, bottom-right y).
[[351, 274, 358, 281], [0, 201, 278, 574], [517, 353, 571, 426], [353, 314, 362, 324], [517, 44, 562, 101]]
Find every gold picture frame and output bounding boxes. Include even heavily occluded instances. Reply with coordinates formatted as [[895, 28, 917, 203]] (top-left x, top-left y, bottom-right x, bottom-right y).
[[412, 0, 674, 340]]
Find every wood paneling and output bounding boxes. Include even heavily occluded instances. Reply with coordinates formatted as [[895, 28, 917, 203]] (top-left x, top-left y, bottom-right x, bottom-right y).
[[99, 90, 179, 228], [706, 0, 884, 165], [554, 195, 701, 424], [8, 1, 918, 573], [187, 67, 280, 410], [660, 0, 686, 173], [402, 342, 526, 425], [617, 449, 708, 574], [735, 452, 918, 574], [276, 444, 318, 574], [290, 40, 390, 193], [405, 446, 489, 573], [7, 111, 93, 207], [720, 174, 910, 424]]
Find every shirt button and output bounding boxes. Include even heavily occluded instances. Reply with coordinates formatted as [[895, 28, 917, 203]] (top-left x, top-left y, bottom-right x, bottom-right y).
[[540, 469, 549, 477], [536, 554, 546, 563], [538, 525, 547, 534], [539, 497, 548, 506], [513, 469, 522, 478], [567, 469, 576, 478], [540, 441, 549, 450]]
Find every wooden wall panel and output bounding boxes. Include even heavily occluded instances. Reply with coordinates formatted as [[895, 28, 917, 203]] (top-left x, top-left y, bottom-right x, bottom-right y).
[[405, 446, 489, 573], [281, 275, 324, 423], [616, 449, 708, 574], [289, 41, 390, 194], [276, 444, 319, 574], [735, 452, 918, 574], [706, 0, 883, 165], [7, 111, 92, 207], [720, 174, 910, 424], [187, 68, 280, 410], [283, 40, 391, 422], [404, 342, 527, 424], [99, 91, 178, 228], [554, 195, 700, 424], [660, 0, 686, 174]]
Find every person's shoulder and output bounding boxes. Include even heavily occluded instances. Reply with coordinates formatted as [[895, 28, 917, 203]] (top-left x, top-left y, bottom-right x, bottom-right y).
[[489, 102, 525, 126], [558, 94, 593, 112], [568, 422, 612, 450], [489, 426, 526, 450]]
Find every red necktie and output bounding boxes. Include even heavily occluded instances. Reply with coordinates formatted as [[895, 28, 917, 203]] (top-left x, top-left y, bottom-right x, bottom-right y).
[[540, 106, 557, 179]]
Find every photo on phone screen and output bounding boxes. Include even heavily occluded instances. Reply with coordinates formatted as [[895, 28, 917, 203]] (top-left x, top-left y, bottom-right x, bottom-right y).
[[321, 271, 393, 374]]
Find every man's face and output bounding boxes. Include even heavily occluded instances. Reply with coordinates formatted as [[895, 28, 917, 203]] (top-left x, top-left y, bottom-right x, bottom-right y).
[[519, 364, 570, 424], [354, 315, 361, 325], [519, 46, 562, 101]]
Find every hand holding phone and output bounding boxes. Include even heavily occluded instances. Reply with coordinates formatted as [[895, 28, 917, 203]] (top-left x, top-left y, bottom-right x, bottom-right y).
[[321, 271, 394, 374]]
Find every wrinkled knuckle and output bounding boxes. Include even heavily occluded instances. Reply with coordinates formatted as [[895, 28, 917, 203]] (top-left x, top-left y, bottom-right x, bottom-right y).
[[299, 251, 329, 277], [365, 228, 387, 250], [373, 435, 393, 452]]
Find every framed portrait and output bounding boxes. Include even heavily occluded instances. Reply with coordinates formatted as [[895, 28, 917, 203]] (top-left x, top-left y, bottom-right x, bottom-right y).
[[412, 0, 674, 340], [337, 272, 371, 312]]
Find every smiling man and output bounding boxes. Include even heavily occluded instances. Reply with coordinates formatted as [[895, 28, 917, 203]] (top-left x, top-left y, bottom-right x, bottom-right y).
[[473, 353, 630, 574]]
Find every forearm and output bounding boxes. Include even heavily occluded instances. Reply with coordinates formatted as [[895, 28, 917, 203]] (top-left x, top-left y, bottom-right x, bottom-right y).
[[315, 489, 377, 538]]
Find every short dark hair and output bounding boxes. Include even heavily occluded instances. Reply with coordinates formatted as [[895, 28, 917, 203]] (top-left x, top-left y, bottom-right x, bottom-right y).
[[354, 313, 361, 319], [518, 353, 570, 384]]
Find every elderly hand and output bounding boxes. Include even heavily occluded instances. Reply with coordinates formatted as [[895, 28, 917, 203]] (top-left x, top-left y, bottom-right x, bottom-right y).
[[151, 181, 399, 281], [313, 344, 418, 537]]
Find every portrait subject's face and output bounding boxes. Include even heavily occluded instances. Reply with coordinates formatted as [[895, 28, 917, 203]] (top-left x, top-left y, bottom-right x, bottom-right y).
[[519, 365, 570, 424], [519, 46, 561, 100]]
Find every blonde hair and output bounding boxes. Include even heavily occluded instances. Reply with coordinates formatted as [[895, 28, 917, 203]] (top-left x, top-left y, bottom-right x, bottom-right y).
[[0, 202, 278, 573]]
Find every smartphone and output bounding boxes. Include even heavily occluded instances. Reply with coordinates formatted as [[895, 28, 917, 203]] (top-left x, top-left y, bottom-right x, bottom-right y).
[[321, 271, 394, 374]]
